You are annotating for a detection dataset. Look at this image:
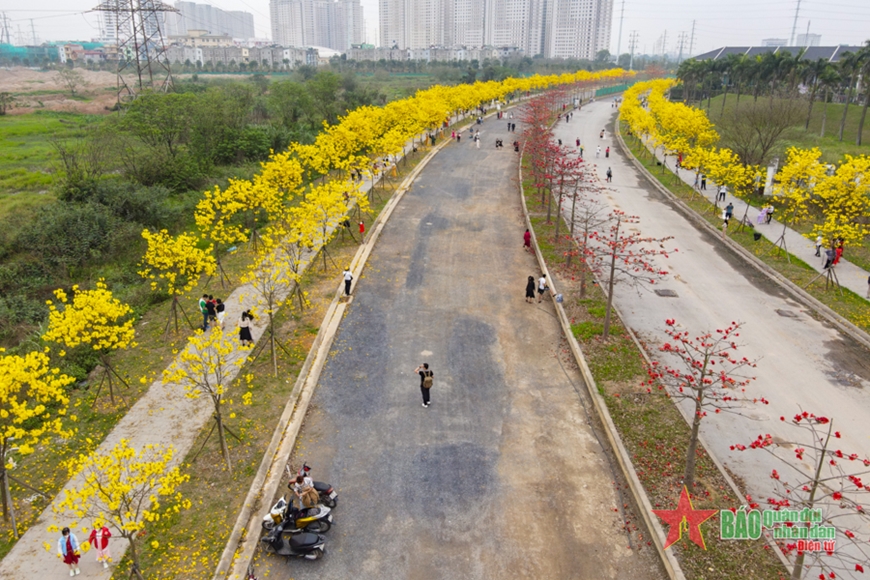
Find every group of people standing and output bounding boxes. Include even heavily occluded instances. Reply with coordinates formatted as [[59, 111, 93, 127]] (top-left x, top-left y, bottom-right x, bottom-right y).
[[198, 294, 226, 331], [56, 523, 112, 576]]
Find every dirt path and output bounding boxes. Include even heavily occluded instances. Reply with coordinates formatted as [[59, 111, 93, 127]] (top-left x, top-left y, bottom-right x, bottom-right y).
[[252, 116, 661, 579]]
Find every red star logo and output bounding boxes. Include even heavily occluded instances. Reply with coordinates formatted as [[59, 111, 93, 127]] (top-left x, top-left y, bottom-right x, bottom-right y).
[[652, 486, 718, 550]]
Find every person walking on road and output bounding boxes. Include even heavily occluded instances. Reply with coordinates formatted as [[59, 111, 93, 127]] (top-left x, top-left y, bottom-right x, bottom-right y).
[[596, 146, 601, 158], [866, 275, 870, 298], [199, 294, 209, 331], [88, 522, 112, 569], [57, 527, 81, 577], [606, 167, 613, 182], [343, 267, 353, 296], [238, 310, 254, 346], [523, 228, 531, 251], [206, 295, 217, 328], [537, 274, 549, 303], [525, 276, 536, 303], [359, 221, 366, 242], [725, 202, 734, 221], [414, 363, 434, 407], [815, 235, 824, 257], [605, 146, 610, 158], [216, 298, 226, 330], [700, 174, 707, 190], [765, 205, 775, 224], [717, 186, 726, 202]]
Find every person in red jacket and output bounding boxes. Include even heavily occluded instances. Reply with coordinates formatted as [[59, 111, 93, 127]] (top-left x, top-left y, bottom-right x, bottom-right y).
[[359, 221, 366, 243], [88, 523, 112, 569]]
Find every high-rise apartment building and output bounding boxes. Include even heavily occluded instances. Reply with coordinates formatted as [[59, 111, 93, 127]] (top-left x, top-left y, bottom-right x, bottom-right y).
[[381, 0, 611, 59], [164, 1, 255, 39], [271, 0, 364, 50]]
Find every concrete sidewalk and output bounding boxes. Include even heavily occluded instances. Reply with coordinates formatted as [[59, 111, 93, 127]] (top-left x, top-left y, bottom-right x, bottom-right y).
[[639, 130, 870, 299]]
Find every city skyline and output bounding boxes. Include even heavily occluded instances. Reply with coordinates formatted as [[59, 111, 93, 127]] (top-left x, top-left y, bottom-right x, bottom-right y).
[[3, 0, 870, 56]]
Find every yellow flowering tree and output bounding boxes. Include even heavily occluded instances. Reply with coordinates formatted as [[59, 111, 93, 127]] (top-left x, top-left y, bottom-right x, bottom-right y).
[[0, 350, 74, 538], [810, 155, 870, 249], [241, 240, 297, 377], [195, 180, 253, 288], [138, 229, 216, 334], [162, 327, 251, 473], [43, 280, 136, 406], [771, 147, 827, 257], [54, 439, 190, 580]]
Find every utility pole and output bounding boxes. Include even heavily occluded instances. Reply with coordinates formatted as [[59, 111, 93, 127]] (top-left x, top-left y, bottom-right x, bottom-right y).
[[789, 0, 802, 46], [628, 30, 638, 71], [804, 20, 810, 46], [92, 0, 178, 102], [615, 0, 625, 61], [0, 13, 11, 45], [29, 19, 37, 45], [688, 19, 696, 58], [676, 32, 687, 64]]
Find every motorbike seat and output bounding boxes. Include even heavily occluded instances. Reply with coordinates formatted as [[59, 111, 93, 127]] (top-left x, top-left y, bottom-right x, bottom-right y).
[[289, 533, 319, 549], [313, 481, 330, 493]]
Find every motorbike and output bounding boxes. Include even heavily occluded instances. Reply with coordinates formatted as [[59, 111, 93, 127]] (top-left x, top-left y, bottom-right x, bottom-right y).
[[262, 495, 333, 533], [260, 523, 326, 560], [296, 464, 338, 508]]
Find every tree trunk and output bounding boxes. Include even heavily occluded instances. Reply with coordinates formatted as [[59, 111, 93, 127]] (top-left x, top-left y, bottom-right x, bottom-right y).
[[602, 215, 619, 340], [838, 75, 856, 142], [683, 397, 703, 491], [820, 88, 830, 137], [719, 82, 729, 117], [2, 469, 18, 540], [546, 186, 553, 223], [790, 421, 833, 579], [856, 90, 869, 146], [734, 85, 742, 110], [215, 412, 233, 474], [804, 80, 818, 131], [127, 537, 146, 580], [269, 311, 277, 378], [579, 230, 589, 298]]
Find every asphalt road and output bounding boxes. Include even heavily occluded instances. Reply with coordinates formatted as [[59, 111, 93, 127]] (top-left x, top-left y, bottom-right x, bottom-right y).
[[252, 117, 660, 579], [556, 99, 870, 578]]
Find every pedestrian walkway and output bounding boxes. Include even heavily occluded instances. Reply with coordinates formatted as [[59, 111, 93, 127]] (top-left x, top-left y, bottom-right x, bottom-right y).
[[638, 131, 870, 299], [0, 126, 456, 580]]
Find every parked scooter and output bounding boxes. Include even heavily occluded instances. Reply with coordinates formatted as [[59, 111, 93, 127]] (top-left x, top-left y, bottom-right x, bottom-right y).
[[260, 523, 325, 560], [262, 495, 333, 533], [296, 463, 338, 508]]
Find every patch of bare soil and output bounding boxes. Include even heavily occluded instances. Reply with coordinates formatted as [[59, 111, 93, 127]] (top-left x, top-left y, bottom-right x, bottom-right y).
[[1, 67, 120, 114]]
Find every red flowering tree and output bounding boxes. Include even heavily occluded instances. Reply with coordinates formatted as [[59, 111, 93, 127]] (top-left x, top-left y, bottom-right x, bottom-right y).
[[587, 211, 675, 338], [732, 412, 870, 580], [566, 183, 608, 297], [647, 319, 765, 491]]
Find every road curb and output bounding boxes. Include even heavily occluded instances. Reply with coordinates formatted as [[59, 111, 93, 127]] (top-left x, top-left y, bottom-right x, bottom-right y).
[[614, 120, 870, 354], [517, 134, 686, 580], [214, 133, 457, 580]]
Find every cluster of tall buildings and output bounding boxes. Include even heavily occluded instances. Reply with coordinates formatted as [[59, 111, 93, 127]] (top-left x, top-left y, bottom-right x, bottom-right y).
[[164, 1, 255, 39], [378, 0, 612, 59], [270, 0, 365, 52], [94, 0, 613, 61]]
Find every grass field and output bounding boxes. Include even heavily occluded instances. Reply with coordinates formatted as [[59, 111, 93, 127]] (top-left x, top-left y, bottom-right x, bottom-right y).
[[0, 111, 103, 212], [700, 94, 870, 163]]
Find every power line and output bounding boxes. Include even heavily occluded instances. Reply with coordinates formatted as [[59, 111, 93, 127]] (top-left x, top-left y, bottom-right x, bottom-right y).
[[628, 30, 638, 70]]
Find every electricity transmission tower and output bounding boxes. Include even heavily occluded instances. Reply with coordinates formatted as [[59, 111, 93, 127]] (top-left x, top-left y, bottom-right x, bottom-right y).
[[628, 31, 639, 71], [92, 0, 178, 102]]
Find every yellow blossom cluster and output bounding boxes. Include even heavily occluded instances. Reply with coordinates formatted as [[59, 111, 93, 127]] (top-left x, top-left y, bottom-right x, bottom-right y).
[[43, 280, 136, 353], [138, 229, 217, 296], [623, 79, 870, 247]]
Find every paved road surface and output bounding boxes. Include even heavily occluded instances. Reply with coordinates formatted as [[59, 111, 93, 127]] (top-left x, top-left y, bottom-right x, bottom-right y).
[[557, 100, 870, 578], [253, 116, 660, 579]]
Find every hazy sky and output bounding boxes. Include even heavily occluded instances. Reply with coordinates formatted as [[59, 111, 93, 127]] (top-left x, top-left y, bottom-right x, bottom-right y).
[[3, 0, 869, 56]]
